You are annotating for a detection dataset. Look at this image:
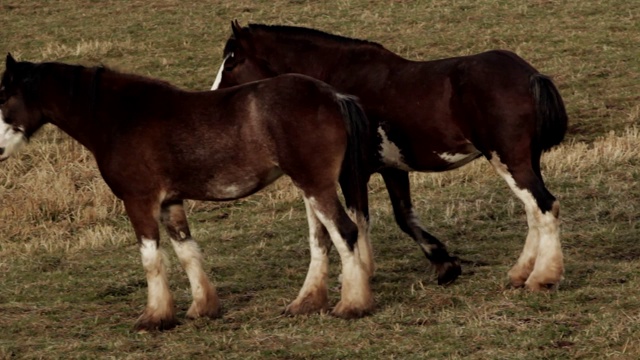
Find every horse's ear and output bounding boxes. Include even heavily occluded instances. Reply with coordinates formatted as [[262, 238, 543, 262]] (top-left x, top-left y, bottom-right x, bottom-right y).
[[229, 20, 253, 56], [231, 20, 243, 38], [6, 53, 16, 69]]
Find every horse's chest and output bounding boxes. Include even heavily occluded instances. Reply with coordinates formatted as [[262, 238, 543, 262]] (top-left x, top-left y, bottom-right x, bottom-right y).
[[377, 127, 414, 171]]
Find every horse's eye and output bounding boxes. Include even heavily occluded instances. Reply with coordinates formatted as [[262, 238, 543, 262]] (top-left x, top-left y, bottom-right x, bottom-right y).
[[229, 52, 235, 59]]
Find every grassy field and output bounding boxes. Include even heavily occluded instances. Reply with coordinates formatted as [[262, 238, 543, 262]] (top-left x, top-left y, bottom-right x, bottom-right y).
[[1, 0, 639, 358]]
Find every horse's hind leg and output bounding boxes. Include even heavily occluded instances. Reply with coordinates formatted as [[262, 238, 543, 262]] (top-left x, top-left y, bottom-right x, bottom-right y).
[[340, 172, 374, 277], [304, 191, 374, 319], [380, 168, 461, 284], [160, 201, 220, 319], [124, 197, 177, 332], [284, 198, 332, 315], [488, 152, 564, 290]]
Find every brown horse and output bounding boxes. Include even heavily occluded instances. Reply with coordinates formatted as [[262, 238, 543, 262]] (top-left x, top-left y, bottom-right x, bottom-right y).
[[213, 21, 568, 290], [0, 53, 375, 331]]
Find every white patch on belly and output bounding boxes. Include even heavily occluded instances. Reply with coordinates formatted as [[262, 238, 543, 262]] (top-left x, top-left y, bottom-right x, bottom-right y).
[[0, 110, 27, 161], [209, 183, 247, 199], [436, 150, 481, 169], [211, 54, 229, 90], [378, 127, 413, 171]]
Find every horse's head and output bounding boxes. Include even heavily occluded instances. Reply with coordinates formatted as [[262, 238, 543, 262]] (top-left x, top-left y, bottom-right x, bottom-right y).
[[0, 54, 48, 161], [212, 21, 279, 90]]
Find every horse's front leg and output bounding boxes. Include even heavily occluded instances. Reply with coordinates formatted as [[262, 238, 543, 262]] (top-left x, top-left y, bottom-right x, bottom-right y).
[[380, 168, 461, 285], [160, 201, 220, 319], [124, 197, 178, 332]]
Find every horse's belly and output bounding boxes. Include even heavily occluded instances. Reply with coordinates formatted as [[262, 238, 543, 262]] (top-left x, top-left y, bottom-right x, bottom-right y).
[[428, 150, 482, 171], [377, 126, 482, 172], [203, 167, 283, 201]]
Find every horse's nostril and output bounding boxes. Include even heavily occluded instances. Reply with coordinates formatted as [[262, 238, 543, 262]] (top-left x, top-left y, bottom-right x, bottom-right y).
[[0, 147, 4, 156]]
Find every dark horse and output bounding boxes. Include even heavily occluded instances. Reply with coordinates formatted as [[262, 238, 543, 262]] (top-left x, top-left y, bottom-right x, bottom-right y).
[[213, 22, 568, 290], [0, 53, 375, 331]]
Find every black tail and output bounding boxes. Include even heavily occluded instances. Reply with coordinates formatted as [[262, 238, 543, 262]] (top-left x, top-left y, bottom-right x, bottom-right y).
[[530, 73, 568, 151], [336, 94, 371, 249]]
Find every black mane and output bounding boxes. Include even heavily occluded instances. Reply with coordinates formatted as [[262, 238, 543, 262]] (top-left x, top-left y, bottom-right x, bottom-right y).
[[12, 61, 177, 116], [247, 23, 384, 49]]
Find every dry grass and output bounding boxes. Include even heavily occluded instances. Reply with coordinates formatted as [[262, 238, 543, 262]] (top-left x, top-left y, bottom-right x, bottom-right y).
[[1, 0, 639, 358]]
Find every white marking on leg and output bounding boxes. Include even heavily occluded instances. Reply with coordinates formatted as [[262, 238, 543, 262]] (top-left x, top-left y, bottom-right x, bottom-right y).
[[287, 198, 331, 313], [347, 208, 374, 276], [490, 152, 563, 288], [529, 200, 563, 288], [378, 127, 413, 171], [140, 237, 174, 317], [308, 197, 373, 316], [170, 238, 218, 317], [211, 54, 230, 90], [407, 212, 437, 254], [0, 110, 27, 161]]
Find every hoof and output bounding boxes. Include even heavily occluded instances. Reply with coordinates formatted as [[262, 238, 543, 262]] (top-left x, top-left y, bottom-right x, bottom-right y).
[[133, 312, 179, 332], [436, 257, 461, 285], [508, 264, 533, 288], [331, 300, 374, 319], [525, 276, 562, 291], [283, 293, 328, 316], [508, 273, 528, 288], [186, 301, 222, 319]]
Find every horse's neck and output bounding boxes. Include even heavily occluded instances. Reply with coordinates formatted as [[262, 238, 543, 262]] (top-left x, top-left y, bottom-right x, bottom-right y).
[[275, 40, 405, 91], [44, 68, 111, 155]]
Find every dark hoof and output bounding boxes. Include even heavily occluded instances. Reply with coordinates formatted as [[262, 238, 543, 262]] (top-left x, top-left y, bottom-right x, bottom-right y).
[[186, 302, 222, 320], [436, 257, 462, 285], [525, 280, 560, 292], [509, 278, 527, 288], [331, 301, 374, 319], [283, 291, 329, 316], [132, 314, 179, 333], [282, 303, 326, 317]]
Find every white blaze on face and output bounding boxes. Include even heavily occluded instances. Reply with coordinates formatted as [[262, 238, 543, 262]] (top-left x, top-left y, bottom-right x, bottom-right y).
[[211, 54, 230, 90], [378, 127, 413, 171], [0, 110, 26, 161]]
